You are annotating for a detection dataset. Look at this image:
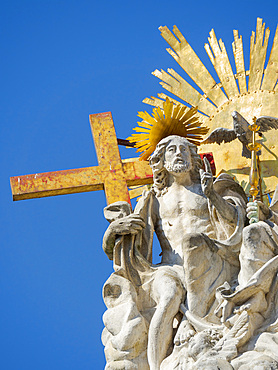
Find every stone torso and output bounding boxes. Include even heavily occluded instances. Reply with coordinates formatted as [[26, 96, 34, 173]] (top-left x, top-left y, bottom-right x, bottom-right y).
[[155, 182, 216, 265]]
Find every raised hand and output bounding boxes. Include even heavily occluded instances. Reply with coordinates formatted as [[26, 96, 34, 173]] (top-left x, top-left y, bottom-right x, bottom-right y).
[[199, 156, 214, 197]]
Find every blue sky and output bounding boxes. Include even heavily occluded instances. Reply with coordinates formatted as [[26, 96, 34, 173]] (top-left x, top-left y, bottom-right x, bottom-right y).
[[1, 1, 278, 369]]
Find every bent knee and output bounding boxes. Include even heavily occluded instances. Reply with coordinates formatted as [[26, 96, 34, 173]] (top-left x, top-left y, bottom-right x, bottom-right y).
[[243, 223, 263, 244], [153, 274, 183, 304]]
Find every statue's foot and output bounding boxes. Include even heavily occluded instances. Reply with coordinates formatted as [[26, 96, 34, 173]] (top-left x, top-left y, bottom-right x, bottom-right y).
[[174, 318, 195, 346]]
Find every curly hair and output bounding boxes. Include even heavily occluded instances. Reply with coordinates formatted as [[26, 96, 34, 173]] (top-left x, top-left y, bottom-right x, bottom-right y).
[[149, 135, 203, 196]]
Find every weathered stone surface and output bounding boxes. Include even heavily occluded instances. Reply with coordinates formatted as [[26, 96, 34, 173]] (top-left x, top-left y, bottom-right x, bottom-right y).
[[101, 135, 278, 369]]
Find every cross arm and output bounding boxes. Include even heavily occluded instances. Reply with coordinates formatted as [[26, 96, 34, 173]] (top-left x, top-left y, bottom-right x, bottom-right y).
[[10, 159, 153, 202]]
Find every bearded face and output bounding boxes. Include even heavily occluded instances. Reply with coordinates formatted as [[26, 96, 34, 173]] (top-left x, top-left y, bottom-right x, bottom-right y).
[[164, 162, 191, 173], [164, 138, 193, 174]]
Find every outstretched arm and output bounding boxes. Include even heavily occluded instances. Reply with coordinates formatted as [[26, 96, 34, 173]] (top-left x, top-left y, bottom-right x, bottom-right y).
[[200, 157, 237, 224]]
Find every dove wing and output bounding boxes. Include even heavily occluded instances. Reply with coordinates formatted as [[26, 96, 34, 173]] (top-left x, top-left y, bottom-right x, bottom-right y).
[[257, 116, 278, 132], [203, 128, 236, 145], [213, 311, 250, 361], [241, 144, 251, 158], [232, 111, 249, 135]]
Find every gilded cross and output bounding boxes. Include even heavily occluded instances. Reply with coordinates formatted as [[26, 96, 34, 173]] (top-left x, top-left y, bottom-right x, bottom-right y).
[[10, 112, 153, 205]]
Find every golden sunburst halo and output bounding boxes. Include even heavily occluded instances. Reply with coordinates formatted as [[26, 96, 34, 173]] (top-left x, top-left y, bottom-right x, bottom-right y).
[[127, 98, 209, 160], [143, 17, 278, 200]]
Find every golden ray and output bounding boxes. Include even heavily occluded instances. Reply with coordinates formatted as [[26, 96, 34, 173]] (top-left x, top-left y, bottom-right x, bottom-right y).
[[142, 94, 206, 125], [249, 18, 270, 91], [205, 29, 239, 98], [143, 18, 278, 199], [152, 68, 216, 116], [232, 30, 247, 94], [261, 25, 278, 90], [143, 93, 188, 110], [159, 25, 227, 106], [128, 98, 208, 161]]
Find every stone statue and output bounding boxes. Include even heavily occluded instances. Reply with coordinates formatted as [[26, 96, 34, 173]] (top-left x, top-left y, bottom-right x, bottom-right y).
[[101, 135, 278, 369], [214, 188, 278, 369]]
